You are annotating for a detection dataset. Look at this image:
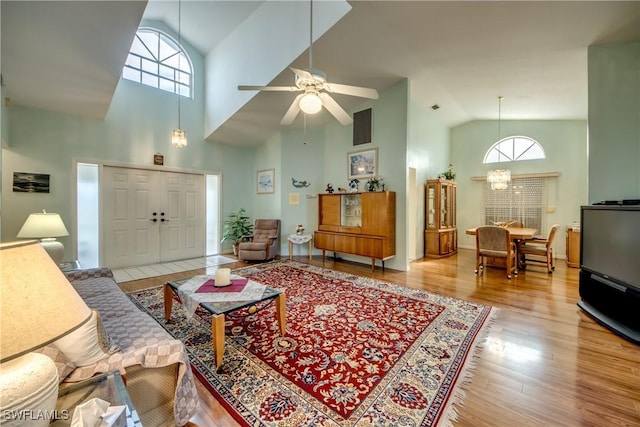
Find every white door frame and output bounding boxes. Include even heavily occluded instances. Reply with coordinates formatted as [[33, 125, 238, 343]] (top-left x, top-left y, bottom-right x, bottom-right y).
[[74, 159, 221, 268]]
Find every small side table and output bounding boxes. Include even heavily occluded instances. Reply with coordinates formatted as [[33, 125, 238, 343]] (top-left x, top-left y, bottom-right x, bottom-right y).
[[53, 370, 142, 426], [288, 234, 313, 260]]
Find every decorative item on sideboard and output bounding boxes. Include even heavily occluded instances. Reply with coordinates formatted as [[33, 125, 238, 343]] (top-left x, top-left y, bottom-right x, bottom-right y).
[[439, 164, 456, 181], [365, 175, 384, 192], [349, 178, 360, 192]]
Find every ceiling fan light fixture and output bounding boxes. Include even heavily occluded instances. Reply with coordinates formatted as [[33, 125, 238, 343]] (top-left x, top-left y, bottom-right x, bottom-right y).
[[299, 92, 322, 114]]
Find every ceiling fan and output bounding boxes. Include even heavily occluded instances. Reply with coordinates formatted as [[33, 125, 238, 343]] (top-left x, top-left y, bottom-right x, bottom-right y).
[[237, 0, 379, 126]]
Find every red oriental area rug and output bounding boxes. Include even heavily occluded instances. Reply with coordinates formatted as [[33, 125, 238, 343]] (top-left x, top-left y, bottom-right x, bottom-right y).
[[128, 260, 498, 426]]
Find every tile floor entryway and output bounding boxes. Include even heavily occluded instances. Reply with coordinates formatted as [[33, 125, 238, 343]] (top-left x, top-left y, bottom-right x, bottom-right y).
[[111, 255, 236, 283]]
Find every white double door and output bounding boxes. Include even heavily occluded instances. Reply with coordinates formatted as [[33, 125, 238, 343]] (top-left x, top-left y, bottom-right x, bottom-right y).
[[103, 166, 205, 268]]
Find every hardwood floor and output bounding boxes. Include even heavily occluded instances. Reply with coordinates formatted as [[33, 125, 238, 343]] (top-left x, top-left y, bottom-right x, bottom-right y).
[[119, 249, 640, 426]]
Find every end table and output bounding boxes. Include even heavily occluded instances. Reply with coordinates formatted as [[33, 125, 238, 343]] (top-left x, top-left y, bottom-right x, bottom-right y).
[[53, 370, 142, 426], [288, 234, 313, 260]]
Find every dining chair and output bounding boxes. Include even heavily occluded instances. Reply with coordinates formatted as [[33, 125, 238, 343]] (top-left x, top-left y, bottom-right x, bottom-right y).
[[517, 224, 561, 273], [474, 225, 518, 279], [506, 221, 524, 228]]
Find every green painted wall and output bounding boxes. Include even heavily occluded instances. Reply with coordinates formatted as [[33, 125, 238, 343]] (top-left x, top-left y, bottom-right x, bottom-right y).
[[451, 120, 588, 257], [407, 80, 450, 262], [588, 41, 640, 203], [1, 23, 254, 261]]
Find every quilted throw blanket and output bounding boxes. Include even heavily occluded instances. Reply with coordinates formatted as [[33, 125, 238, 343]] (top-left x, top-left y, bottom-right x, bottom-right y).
[[63, 268, 199, 426]]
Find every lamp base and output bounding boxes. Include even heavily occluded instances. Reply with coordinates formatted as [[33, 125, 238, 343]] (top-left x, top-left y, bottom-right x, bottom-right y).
[[0, 353, 59, 426], [40, 238, 64, 265]]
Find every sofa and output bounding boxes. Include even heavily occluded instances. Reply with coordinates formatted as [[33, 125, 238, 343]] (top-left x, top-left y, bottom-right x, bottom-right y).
[[36, 268, 199, 426]]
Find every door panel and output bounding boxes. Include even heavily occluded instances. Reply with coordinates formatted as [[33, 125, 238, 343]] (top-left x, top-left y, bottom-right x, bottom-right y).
[[159, 172, 204, 262], [103, 167, 205, 267], [103, 167, 160, 267]]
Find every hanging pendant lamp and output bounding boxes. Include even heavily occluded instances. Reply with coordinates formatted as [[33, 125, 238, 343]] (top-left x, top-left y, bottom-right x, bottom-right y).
[[171, 0, 187, 148], [487, 96, 510, 190]]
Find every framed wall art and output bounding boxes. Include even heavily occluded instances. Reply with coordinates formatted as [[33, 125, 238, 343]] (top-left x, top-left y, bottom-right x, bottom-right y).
[[13, 172, 50, 193], [257, 168, 275, 194], [347, 148, 378, 180]]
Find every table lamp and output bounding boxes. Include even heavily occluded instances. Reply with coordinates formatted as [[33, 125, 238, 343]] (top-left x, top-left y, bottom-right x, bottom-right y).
[[0, 241, 92, 426], [16, 210, 69, 264]]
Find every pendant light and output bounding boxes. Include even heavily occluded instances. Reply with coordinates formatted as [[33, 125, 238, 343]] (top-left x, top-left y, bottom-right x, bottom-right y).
[[171, 0, 187, 148], [487, 96, 510, 190]]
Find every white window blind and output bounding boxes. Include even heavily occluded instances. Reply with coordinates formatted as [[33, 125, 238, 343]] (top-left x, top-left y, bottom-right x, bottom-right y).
[[484, 177, 544, 232]]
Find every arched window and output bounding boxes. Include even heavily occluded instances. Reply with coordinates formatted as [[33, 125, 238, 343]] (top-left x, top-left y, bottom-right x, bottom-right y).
[[483, 136, 545, 163], [122, 28, 192, 98]]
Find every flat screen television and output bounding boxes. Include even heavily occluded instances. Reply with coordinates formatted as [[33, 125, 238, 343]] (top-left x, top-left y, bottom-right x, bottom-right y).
[[580, 205, 640, 292]]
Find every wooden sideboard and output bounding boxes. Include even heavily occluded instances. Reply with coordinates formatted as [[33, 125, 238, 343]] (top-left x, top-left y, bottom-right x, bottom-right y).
[[314, 191, 395, 270]]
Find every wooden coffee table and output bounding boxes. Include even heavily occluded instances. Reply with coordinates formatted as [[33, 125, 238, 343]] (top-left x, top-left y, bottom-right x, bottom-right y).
[[164, 278, 286, 370]]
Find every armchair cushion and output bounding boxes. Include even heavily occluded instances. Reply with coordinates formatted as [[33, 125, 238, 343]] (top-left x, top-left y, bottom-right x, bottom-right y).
[[238, 219, 281, 261]]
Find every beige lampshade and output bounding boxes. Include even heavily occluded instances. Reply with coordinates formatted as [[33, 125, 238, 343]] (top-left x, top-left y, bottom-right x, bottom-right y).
[[0, 241, 91, 362], [16, 211, 69, 238]]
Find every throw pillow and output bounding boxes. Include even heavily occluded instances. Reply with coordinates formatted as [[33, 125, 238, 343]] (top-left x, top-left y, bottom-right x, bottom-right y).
[[53, 309, 115, 367], [33, 344, 76, 384]]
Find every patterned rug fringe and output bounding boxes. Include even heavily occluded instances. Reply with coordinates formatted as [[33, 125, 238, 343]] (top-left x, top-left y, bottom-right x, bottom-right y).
[[438, 308, 499, 426]]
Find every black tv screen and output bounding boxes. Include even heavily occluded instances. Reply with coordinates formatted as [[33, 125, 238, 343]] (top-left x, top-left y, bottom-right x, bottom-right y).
[[581, 205, 640, 291]]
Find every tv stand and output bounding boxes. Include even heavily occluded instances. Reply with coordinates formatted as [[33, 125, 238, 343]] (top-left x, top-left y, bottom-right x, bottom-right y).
[[578, 270, 640, 344]]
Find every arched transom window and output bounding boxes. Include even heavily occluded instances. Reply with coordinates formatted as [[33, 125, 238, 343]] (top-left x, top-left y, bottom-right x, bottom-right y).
[[484, 136, 545, 163], [122, 28, 192, 98]]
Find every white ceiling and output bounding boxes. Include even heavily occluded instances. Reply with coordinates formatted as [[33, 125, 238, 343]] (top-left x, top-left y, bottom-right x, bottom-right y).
[[2, 1, 639, 146]]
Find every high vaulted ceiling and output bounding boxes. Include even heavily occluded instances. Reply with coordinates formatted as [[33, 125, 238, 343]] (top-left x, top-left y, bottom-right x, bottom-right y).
[[2, 1, 639, 147]]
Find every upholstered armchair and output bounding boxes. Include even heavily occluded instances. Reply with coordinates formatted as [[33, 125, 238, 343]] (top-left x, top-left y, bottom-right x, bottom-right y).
[[517, 224, 560, 273], [475, 225, 518, 279], [237, 219, 281, 261]]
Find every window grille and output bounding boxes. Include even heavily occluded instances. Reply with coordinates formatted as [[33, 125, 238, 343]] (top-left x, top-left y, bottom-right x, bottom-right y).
[[484, 177, 544, 232], [122, 28, 192, 97], [484, 136, 545, 163]]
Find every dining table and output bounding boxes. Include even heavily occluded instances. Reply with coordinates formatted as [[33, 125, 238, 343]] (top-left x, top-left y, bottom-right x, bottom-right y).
[[465, 227, 537, 240], [466, 226, 538, 268]]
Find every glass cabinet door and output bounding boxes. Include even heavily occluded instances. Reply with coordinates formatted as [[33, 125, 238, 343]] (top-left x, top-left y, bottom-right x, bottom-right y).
[[440, 185, 448, 227], [427, 185, 436, 229], [341, 194, 361, 227]]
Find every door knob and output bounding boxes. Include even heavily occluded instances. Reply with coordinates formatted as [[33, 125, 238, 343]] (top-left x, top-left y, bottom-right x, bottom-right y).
[[150, 218, 157, 222]]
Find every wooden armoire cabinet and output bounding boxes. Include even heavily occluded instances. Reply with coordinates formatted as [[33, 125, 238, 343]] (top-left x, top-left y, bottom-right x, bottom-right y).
[[314, 191, 395, 270], [425, 179, 457, 258]]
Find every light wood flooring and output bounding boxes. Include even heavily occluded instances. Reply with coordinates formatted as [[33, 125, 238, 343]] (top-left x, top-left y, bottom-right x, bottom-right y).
[[119, 249, 640, 426]]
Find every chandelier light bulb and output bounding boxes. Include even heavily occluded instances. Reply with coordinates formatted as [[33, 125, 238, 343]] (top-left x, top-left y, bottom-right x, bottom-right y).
[[299, 92, 322, 114]]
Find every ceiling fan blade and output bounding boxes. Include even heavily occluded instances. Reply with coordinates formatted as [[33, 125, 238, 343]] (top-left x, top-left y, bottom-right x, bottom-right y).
[[238, 85, 300, 92], [324, 83, 379, 99], [281, 94, 304, 125], [319, 93, 353, 125], [290, 67, 315, 81]]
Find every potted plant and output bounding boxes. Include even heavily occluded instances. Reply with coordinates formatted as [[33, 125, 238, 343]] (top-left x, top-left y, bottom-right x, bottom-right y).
[[221, 208, 253, 255]]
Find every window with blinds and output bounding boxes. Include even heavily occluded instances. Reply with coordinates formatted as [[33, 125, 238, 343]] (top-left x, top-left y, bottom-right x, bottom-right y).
[[484, 177, 544, 231]]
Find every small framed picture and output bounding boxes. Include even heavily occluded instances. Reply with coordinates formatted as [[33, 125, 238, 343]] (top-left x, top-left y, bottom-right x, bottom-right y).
[[13, 172, 50, 193], [347, 148, 378, 179], [257, 169, 275, 194], [153, 153, 164, 165]]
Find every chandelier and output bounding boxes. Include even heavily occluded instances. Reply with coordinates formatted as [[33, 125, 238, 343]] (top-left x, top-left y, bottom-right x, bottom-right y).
[[171, 0, 187, 148], [487, 169, 511, 190], [488, 96, 509, 190]]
